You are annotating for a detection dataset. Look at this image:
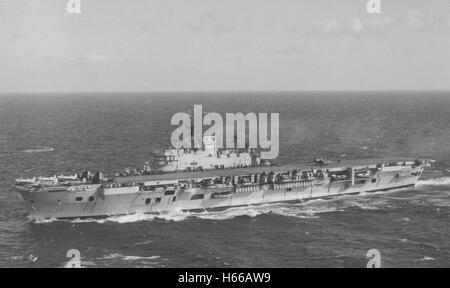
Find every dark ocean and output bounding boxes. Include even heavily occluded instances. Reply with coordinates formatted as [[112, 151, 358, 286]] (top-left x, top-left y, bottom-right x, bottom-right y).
[[0, 92, 449, 268]]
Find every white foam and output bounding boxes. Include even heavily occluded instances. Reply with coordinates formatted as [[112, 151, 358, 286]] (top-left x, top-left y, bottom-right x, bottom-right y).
[[342, 197, 394, 210], [28, 255, 38, 262], [69, 211, 191, 224], [417, 177, 450, 187], [100, 253, 160, 262], [424, 197, 450, 207], [70, 213, 157, 224], [131, 240, 153, 246], [270, 205, 342, 218], [22, 147, 54, 153], [34, 199, 371, 224], [29, 216, 59, 224], [123, 255, 160, 261], [343, 200, 381, 210], [105, 213, 159, 223], [191, 206, 266, 220], [416, 256, 435, 261]]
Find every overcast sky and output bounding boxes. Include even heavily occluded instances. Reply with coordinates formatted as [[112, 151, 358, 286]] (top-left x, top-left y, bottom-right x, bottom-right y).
[[1, 0, 449, 92]]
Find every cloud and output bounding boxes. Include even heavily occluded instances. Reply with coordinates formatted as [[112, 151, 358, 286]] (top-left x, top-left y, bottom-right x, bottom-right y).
[[407, 10, 450, 32], [351, 16, 392, 36], [312, 17, 340, 35], [61, 53, 120, 66], [367, 17, 392, 32], [85, 54, 109, 62], [351, 18, 363, 35], [304, 16, 392, 38], [186, 13, 235, 34], [408, 10, 428, 30]]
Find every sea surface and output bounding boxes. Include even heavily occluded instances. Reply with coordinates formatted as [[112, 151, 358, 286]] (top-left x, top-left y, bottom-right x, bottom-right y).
[[0, 91, 449, 268]]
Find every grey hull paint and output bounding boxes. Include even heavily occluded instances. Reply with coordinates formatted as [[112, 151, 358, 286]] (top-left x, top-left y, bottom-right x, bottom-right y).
[[16, 169, 423, 220]]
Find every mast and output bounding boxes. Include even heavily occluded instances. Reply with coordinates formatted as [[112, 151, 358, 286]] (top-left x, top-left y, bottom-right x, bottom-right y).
[[107, 153, 111, 178]]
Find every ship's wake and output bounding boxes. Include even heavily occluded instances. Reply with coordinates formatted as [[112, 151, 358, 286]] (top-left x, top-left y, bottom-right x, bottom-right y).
[[56, 203, 344, 224], [417, 177, 450, 188]]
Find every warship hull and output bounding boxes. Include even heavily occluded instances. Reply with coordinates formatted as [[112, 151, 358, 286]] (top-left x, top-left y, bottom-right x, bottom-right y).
[[14, 158, 427, 220]]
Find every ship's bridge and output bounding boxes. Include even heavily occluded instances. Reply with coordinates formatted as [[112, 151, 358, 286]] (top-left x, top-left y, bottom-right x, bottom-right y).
[[153, 136, 254, 172]]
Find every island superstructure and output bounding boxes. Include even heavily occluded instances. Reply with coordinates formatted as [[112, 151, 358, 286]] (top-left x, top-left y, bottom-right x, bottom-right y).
[[13, 136, 430, 219]]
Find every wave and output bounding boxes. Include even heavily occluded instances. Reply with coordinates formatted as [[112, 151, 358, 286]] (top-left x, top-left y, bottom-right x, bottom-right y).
[[186, 203, 339, 221], [71, 211, 191, 224], [66, 208, 260, 223], [29, 216, 59, 224], [53, 199, 375, 224], [417, 177, 450, 187], [341, 199, 392, 211], [22, 147, 54, 153], [129, 240, 153, 247], [66, 253, 163, 267], [100, 253, 160, 261], [422, 196, 450, 208], [267, 204, 344, 219], [191, 191, 404, 220], [415, 256, 435, 262], [33, 201, 343, 224]]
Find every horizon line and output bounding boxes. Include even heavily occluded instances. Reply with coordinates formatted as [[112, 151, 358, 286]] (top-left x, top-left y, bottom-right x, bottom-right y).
[[1, 89, 449, 95]]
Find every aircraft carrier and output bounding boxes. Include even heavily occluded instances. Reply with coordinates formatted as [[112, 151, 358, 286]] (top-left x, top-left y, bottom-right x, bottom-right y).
[[13, 136, 430, 220]]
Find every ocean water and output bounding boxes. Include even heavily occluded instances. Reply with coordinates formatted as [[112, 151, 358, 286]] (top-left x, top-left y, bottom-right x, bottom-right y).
[[0, 91, 449, 268]]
